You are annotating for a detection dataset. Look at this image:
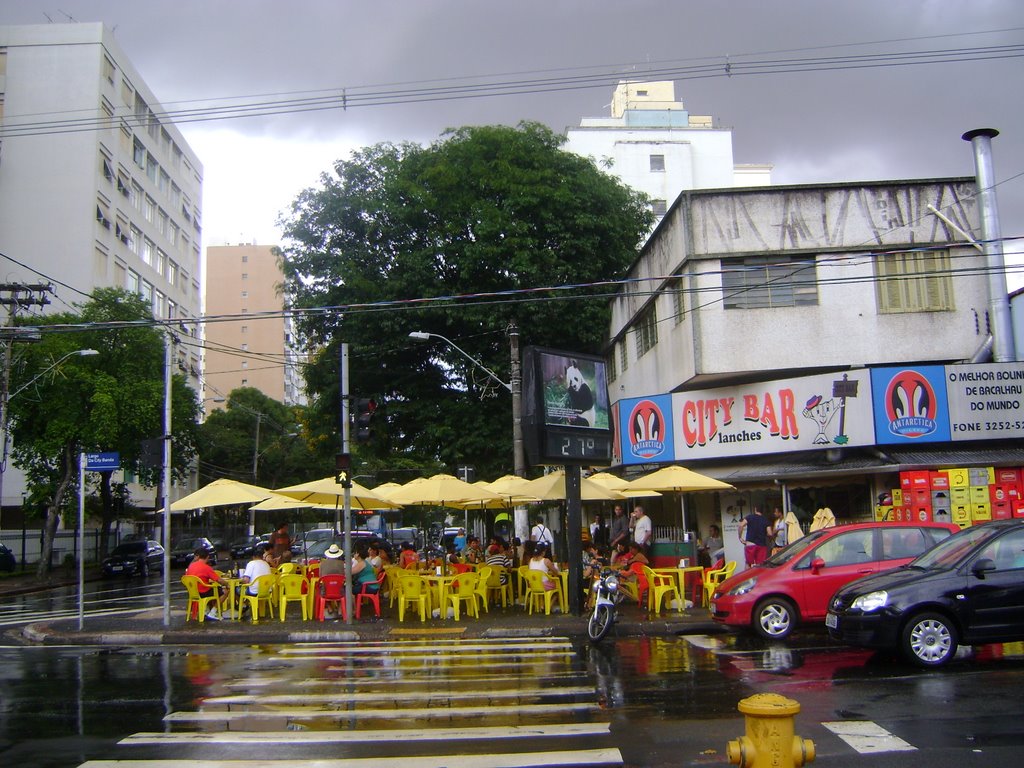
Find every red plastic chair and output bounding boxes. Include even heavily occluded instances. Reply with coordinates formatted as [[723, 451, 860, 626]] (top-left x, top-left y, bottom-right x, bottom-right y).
[[355, 570, 387, 618], [450, 563, 472, 574], [314, 574, 346, 621]]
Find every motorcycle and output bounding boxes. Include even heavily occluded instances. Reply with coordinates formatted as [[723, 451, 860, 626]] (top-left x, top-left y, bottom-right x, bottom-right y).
[[587, 568, 620, 642]]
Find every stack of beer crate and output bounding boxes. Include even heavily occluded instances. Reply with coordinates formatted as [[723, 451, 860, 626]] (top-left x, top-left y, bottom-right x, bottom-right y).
[[876, 467, 1024, 527]]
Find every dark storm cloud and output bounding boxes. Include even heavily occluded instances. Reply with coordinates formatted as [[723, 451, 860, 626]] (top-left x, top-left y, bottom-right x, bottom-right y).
[[3, 1, 1021, 255]]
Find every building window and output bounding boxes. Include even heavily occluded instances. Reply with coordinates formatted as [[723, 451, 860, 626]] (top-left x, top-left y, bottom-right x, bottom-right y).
[[241, 273, 248, 280], [144, 196, 155, 223], [635, 304, 658, 358], [100, 155, 113, 181], [618, 340, 628, 372], [607, 350, 617, 383], [241, 361, 249, 370], [102, 56, 115, 84], [96, 201, 112, 230], [141, 238, 154, 266], [132, 137, 146, 169], [241, 326, 248, 334], [241, 378, 248, 386], [670, 277, 685, 324], [650, 154, 665, 172], [116, 172, 130, 198], [241, 344, 249, 352], [876, 249, 954, 313], [131, 182, 143, 211], [241, 291, 248, 299], [651, 199, 667, 217], [120, 78, 133, 106], [241, 255, 249, 263], [146, 154, 158, 183], [721, 254, 819, 310]]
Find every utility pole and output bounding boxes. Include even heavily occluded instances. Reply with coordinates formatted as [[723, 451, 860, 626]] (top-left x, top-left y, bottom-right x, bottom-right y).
[[508, 322, 530, 544], [0, 283, 54, 534]]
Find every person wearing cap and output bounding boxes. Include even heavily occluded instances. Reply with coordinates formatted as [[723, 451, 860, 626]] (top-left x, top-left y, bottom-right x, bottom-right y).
[[319, 543, 345, 576], [318, 543, 345, 619]]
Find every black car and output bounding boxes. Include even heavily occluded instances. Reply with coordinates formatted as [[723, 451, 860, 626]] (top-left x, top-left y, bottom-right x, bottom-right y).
[[229, 535, 263, 560], [827, 519, 1024, 667], [102, 540, 164, 578], [170, 536, 217, 567], [0, 542, 16, 572]]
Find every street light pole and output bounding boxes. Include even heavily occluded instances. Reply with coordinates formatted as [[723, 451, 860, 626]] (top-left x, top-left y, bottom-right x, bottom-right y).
[[409, 329, 527, 538], [0, 348, 99, 532]]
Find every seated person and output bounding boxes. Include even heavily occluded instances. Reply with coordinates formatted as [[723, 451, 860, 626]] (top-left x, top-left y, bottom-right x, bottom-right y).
[[398, 542, 420, 569], [582, 542, 609, 582], [528, 542, 560, 591], [318, 543, 345, 618], [614, 542, 650, 592], [240, 545, 272, 596], [463, 536, 485, 564], [352, 543, 379, 593], [485, 542, 512, 583], [184, 549, 229, 620]]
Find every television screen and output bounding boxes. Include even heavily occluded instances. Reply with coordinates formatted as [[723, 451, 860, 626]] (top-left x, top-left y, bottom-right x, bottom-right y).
[[537, 350, 610, 430]]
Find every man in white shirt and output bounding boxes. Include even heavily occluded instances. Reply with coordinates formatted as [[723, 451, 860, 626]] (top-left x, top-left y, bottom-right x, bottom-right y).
[[531, 515, 554, 557], [632, 506, 653, 557]]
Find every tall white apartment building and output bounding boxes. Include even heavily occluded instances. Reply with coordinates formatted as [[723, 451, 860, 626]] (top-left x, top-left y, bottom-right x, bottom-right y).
[[565, 81, 771, 220], [204, 243, 306, 414], [0, 23, 203, 510]]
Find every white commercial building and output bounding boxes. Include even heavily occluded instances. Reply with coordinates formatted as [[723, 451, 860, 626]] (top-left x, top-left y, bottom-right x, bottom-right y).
[[564, 81, 771, 221], [0, 23, 203, 514]]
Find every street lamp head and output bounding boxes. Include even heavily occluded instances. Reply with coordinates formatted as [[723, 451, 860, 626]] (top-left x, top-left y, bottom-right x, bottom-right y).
[[408, 331, 432, 341], [76, 349, 99, 357]]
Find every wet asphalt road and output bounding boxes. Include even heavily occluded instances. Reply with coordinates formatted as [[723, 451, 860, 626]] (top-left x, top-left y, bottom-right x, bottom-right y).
[[2, 627, 1024, 766]]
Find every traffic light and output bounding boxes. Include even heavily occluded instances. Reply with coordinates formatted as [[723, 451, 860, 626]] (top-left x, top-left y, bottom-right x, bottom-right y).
[[354, 397, 377, 442], [140, 438, 163, 468], [335, 452, 353, 489]]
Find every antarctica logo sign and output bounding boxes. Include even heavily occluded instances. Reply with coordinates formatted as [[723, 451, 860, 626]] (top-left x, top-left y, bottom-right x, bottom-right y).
[[871, 366, 950, 444], [617, 394, 673, 463]]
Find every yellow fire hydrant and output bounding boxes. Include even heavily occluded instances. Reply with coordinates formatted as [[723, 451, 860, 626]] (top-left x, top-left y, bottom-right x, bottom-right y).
[[727, 693, 815, 768]]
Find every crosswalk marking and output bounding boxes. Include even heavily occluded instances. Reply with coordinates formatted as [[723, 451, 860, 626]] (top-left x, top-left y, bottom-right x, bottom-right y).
[[81, 635, 620, 768], [122, 722, 611, 745], [821, 721, 917, 753], [80, 748, 623, 767], [165, 701, 596, 722], [223, 671, 587, 689], [202, 685, 594, 705]]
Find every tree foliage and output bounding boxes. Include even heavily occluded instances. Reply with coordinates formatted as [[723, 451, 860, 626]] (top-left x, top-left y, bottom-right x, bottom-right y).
[[8, 288, 201, 572], [196, 387, 327, 489], [278, 122, 651, 481]]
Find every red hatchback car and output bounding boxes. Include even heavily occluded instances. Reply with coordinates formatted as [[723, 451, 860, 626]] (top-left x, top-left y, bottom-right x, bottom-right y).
[[710, 521, 958, 640]]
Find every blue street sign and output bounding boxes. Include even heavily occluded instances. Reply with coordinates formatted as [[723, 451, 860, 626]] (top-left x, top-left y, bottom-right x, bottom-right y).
[[85, 452, 120, 471]]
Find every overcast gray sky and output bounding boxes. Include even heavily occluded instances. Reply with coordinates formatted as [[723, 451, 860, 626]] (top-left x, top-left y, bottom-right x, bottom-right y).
[[3, 1, 1022, 283]]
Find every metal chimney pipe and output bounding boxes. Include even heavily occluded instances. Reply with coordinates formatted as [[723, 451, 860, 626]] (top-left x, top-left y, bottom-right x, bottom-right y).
[[962, 128, 1015, 362]]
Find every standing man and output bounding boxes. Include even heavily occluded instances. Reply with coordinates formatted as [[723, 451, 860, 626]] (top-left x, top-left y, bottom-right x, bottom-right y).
[[738, 505, 770, 566], [609, 505, 630, 552], [632, 506, 653, 557], [531, 514, 554, 556], [266, 521, 292, 567]]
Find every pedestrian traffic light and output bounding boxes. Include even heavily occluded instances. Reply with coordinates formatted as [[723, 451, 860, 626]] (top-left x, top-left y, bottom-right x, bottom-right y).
[[354, 397, 377, 442], [335, 452, 352, 489]]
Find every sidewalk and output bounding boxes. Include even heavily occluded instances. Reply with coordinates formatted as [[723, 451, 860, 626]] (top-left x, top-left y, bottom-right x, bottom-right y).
[[2, 570, 722, 646]]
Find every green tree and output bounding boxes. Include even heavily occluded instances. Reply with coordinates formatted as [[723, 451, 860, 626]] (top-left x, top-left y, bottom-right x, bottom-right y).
[[196, 387, 325, 489], [8, 288, 200, 575], [278, 122, 651, 480]]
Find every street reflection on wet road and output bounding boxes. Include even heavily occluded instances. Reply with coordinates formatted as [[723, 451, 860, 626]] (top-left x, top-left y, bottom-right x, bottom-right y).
[[3, 632, 1024, 767]]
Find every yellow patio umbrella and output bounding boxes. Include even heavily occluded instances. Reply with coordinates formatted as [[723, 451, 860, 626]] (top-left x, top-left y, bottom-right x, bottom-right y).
[[449, 480, 540, 510], [371, 481, 406, 502], [587, 471, 662, 498], [168, 478, 280, 511], [624, 464, 735, 531], [625, 465, 734, 493], [487, 474, 538, 498], [274, 476, 402, 510], [524, 469, 625, 502], [387, 473, 503, 507], [249, 495, 337, 512]]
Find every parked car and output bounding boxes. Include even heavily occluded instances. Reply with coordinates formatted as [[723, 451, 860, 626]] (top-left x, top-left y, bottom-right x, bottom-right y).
[[228, 535, 263, 561], [388, 526, 422, 551], [102, 540, 164, 578], [170, 536, 217, 567], [827, 519, 1024, 667], [710, 521, 958, 640], [0, 542, 16, 572]]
